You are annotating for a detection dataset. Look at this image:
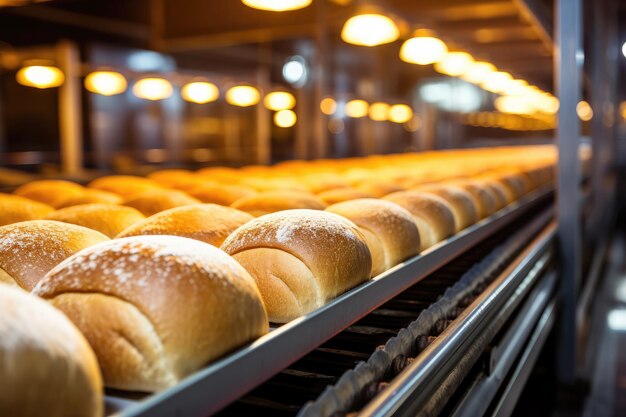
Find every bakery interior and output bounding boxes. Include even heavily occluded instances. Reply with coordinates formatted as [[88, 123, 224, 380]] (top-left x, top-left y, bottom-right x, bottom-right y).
[[0, 0, 625, 416]]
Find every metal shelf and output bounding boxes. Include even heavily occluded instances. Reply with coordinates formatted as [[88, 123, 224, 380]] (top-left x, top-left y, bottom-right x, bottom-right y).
[[108, 186, 553, 417]]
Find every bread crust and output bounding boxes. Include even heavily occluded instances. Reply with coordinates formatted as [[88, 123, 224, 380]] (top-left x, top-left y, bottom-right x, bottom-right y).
[[0, 193, 54, 226], [231, 191, 327, 217], [13, 180, 85, 208], [122, 190, 201, 216], [46, 204, 145, 238]]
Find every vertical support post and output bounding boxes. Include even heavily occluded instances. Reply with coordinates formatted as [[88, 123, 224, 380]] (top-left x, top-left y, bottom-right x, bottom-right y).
[[312, 0, 329, 159], [555, 0, 582, 384], [57, 40, 83, 176]]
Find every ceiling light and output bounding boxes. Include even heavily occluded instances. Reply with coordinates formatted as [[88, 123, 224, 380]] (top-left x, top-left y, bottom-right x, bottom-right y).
[[345, 99, 369, 118], [461, 61, 496, 84], [341, 14, 399, 47], [389, 104, 414, 123], [434, 52, 474, 76], [481, 71, 512, 93], [241, 0, 312, 12], [85, 71, 127, 96], [369, 102, 390, 121], [264, 91, 296, 111], [16, 65, 64, 89], [181, 81, 219, 104], [576, 100, 593, 121], [399, 36, 448, 65], [226, 85, 261, 107], [274, 109, 297, 127], [320, 97, 337, 115], [132, 77, 173, 100]]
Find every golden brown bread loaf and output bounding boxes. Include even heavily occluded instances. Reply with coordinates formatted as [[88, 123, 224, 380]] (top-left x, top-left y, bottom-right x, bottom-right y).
[[0, 220, 109, 290], [33, 235, 269, 392], [56, 189, 122, 208], [317, 188, 375, 205], [187, 183, 257, 206], [13, 180, 85, 208], [88, 175, 162, 197], [445, 181, 498, 219], [146, 169, 195, 187], [122, 189, 201, 216], [299, 173, 350, 194], [117, 204, 253, 247], [0, 286, 103, 417], [221, 209, 372, 323], [0, 193, 54, 226], [412, 185, 478, 232], [354, 181, 404, 198], [325, 199, 420, 276], [231, 190, 327, 217], [45, 204, 145, 238], [383, 191, 456, 250]]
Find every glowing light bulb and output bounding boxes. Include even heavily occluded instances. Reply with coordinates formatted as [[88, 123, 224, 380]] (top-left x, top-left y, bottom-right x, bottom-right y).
[[341, 14, 399, 47], [369, 102, 390, 121], [389, 104, 413, 123], [577, 100, 593, 121], [345, 99, 369, 118], [461, 61, 496, 84], [226, 85, 261, 107], [241, 0, 312, 11], [132, 78, 173, 100], [502, 79, 528, 96], [264, 91, 296, 110], [399, 36, 448, 65], [274, 109, 297, 127], [494, 96, 533, 115], [320, 97, 337, 115], [481, 71, 512, 93], [434, 52, 474, 76], [181, 81, 219, 104], [85, 71, 127, 96], [16, 65, 64, 89]]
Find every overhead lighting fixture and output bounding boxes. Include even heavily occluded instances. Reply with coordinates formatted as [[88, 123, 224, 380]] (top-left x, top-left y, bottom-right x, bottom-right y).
[[502, 79, 528, 96], [264, 91, 296, 111], [481, 71, 512, 93], [320, 97, 337, 115], [16, 65, 64, 89], [282, 56, 308, 87], [369, 102, 390, 121], [494, 96, 533, 115], [460, 61, 496, 84], [181, 81, 219, 104], [241, 0, 312, 12], [226, 85, 260, 107], [274, 109, 297, 127], [576, 100, 593, 121], [434, 52, 474, 77], [389, 104, 413, 123], [132, 77, 173, 101], [345, 99, 369, 118], [341, 14, 399, 47], [399, 36, 448, 65], [622, 41, 626, 59], [85, 71, 127, 96]]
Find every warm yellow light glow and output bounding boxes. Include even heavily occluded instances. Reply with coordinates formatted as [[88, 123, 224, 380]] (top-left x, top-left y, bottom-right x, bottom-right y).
[[433, 52, 474, 76], [481, 71, 512, 93], [16, 65, 64, 89], [85, 71, 127, 96], [132, 77, 173, 100], [369, 102, 390, 121], [399, 36, 448, 65], [242, 0, 312, 11], [461, 61, 496, 84], [320, 97, 337, 115], [539, 95, 559, 114], [577, 100, 593, 121], [264, 91, 296, 110], [389, 104, 413, 123], [494, 96, 533, 115], [181, 81, 219, 104], [226, 85, 261, 107], [274, 109, 297, 127], [502, 79, 528, 96], [341, 14, 399, 47], [345, 99, 369, 118]]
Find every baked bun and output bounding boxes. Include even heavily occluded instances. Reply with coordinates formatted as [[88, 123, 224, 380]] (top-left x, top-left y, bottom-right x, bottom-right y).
[[354, 181, 404, 198], [33, 236, 268, 392], [117, 204, 253, 247], [46, 204, 145, 238], [188, 183, 257, 206], [0, 220, 109, 290], [299, 173, 350, 194], [56, 189, 122, 208], [412, 185, 478, 231], [475, 179, 511, 209], [0, 285, 103, 417], [146, 169, 195, 187], [13, 180, 85, 208], [122, 189, 201, 216], [231, 190, 327, 217], [325, 199, 420, 276], [317, 188, 375, 205], [221, 209, 372, 323], [445, 181, 497, 219], [88, 175, 162, 197], [0, 193, 54, 226], [384, 191, 456, 250]]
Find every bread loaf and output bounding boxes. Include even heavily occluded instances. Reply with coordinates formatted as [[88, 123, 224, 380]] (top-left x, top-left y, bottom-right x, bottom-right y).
[[231, 190, 327, 217], [0, 286, 103, 417], [0, 220, 109, 290], [0, 193, 54, 226], [412, 185, 478, 231], [13, 180, 85, 208], [384, 191, 456, 250], [317, 188, 375, 205], [56, 189, 122, 208], [445, 181, 497, 219], [88, 175, 162, 197], [221, 209, 372, 323], [122, 189, 201, 216], [325, 199, 420, 276], [117, 204, 253, 247], [33, 235, 268, 392], [188, 183, 257, 206], [46, 204, 145, 238]]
